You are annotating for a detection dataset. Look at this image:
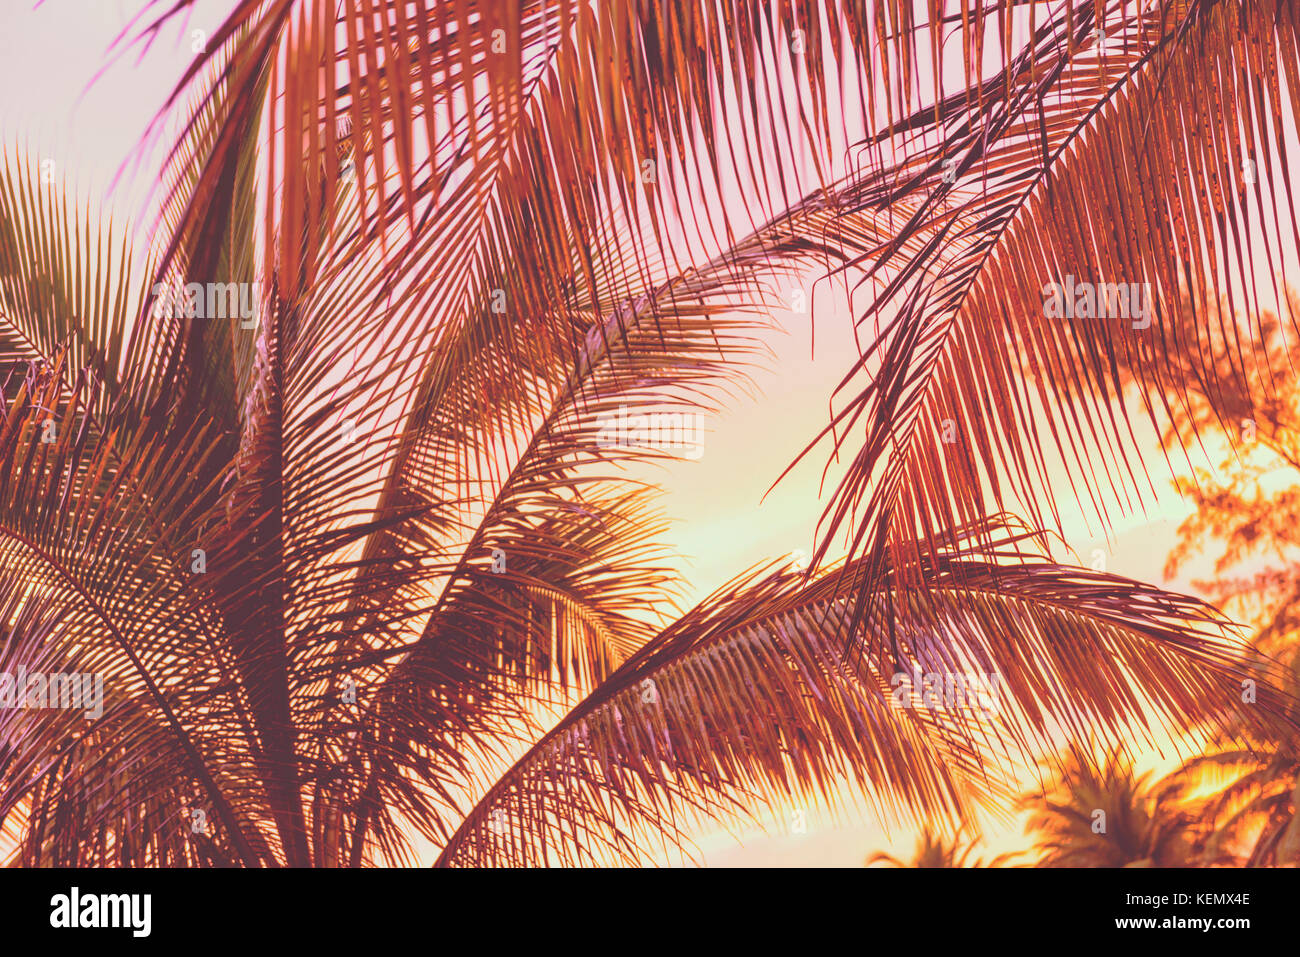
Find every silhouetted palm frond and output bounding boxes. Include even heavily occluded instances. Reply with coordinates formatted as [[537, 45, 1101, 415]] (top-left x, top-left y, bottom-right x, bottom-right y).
[[802, 0, 1300, 606]]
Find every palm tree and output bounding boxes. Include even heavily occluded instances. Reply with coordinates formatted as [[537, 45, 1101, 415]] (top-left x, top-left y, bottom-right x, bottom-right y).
[[0, 0, 1292, 865], [1022, 752, 1193, 868], [1161, 645, 1300, 866], [867, 828, 1021, 867], [1109, 279, 1300, 865]]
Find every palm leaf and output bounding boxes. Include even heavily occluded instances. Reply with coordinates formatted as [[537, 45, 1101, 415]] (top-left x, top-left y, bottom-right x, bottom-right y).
[[800, 0, 1300, 603], [0, 355, 270, 865], [435, 520, 1288, 866]]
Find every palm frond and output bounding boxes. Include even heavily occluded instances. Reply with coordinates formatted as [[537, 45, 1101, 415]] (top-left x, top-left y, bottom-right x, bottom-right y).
[[802, 0, 1300, 601], [0, 151, 152, 409], [0, 354, 271, 866], [435, 520, 1288, 866]]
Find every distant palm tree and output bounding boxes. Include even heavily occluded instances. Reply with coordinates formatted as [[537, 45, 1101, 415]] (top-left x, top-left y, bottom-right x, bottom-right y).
[[867, 829, 1021, 868], [0, 0, 1293, 865], [1022, 752, 1192, 867], [1162, 644, 1300, 866], [1111, 277, 1300, 867]]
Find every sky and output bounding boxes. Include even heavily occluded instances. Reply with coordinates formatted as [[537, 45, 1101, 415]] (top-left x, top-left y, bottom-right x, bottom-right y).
[[0, 0, 1275, 867]]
